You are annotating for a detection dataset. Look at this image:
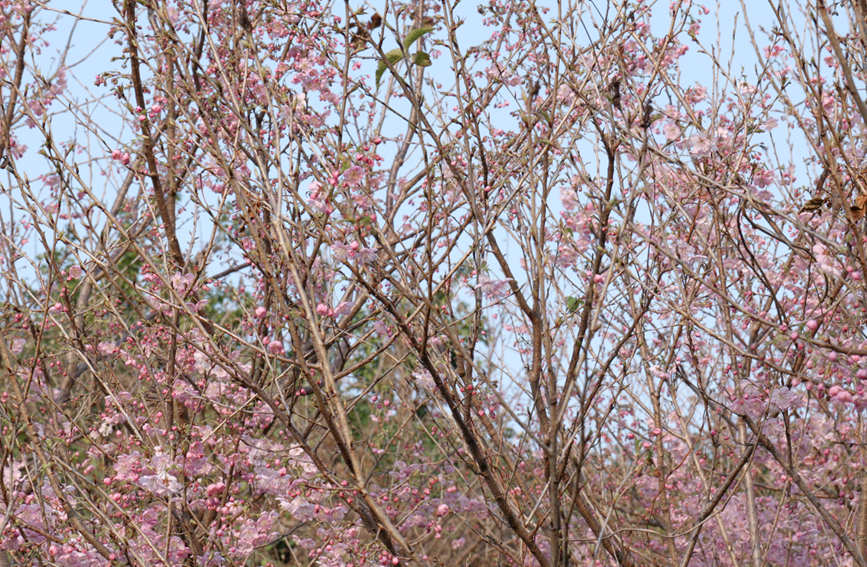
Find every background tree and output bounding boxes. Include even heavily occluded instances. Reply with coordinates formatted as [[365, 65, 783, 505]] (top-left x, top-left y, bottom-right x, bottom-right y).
[[1, 0, 867, 565]]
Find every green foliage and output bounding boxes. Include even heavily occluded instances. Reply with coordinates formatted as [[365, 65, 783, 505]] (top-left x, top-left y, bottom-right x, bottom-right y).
[[412, 51, 432, 67], [256, 536, 295, 565], [565, 296, 583, 314], [375, 49, 404, 87], [402, 25, 433, 50], [375, 25, 434, 87], [347, 398, 373, 435]]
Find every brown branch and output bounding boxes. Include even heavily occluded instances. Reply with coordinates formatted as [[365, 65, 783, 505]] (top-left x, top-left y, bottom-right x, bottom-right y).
[[122, 0, 185, 268]]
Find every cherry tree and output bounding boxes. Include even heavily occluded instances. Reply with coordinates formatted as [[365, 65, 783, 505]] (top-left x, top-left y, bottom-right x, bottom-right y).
[[1, 0, 866, 565]]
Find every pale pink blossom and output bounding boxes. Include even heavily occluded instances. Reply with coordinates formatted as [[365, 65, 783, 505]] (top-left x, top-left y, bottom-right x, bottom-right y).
[[663, 121, 681, 141]]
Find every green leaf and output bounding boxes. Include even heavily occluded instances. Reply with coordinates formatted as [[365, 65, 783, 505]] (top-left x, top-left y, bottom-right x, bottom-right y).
[[402, 25, 434, 50], [376, 48, 404, 87], [413, 51, 432, 67], [376, 27, 434, 87]]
